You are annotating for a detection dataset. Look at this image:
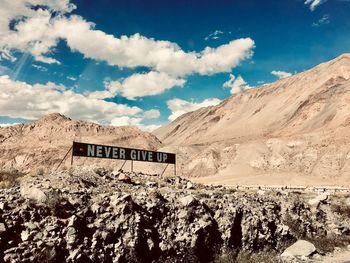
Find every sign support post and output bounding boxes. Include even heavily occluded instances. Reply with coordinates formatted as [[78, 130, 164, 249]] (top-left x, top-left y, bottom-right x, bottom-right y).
[[55, 146, 73, 171], [119, 160, 127, 171], [161, 163, 169, 177]]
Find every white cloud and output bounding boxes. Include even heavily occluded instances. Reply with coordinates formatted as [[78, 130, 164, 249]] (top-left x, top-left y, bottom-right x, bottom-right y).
[[91, 71, 186, 100], [55, 17, 254, 77], [271, 70, 292, 79], [304, 0, 327, 11], [110, 116, 142, 126], [110, 116, 161, 132], [0, 75, 141, 123], [67, 76, 77, 81], [0, 1, 255, 77], [0, 1, 69, 63], [32, 64, 48, 71], [223, 74, 253, 94], [204, 30, 224, 41], [0, 123, 20, 127], [312, 14, 330, 27], [167, 98, 221, 121], [144, 109, 161, 119]]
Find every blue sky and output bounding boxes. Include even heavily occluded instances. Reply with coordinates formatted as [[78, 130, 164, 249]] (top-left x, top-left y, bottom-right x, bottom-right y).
[[0, 0, 349, 130]]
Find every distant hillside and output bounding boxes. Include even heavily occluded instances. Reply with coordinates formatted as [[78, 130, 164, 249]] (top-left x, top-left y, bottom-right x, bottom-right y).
[[0, 113, 162, 172], [154, 54, 350, 186]]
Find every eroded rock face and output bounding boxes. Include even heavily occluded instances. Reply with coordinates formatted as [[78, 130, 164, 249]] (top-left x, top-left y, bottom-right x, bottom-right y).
[[0, 167, 349, 262]]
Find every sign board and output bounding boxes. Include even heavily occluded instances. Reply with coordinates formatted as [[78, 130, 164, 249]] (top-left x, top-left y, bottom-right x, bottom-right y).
[[72, 141, 176, 164]]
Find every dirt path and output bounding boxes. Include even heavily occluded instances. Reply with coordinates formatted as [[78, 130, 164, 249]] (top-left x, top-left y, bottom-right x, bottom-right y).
[[314, 250, 350, 263]]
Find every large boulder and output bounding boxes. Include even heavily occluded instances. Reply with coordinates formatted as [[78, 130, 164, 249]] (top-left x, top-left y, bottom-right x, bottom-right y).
[[281, 240, 316, 260], [20, 186, 47, 203]]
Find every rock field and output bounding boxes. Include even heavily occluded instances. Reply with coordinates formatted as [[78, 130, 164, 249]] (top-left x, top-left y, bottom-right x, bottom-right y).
[[0, 167, 350, 262]]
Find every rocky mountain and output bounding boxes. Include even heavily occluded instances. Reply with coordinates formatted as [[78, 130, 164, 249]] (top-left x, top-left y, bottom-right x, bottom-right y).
[[154, 54, 350, 186], [0, 113, 162, 172]]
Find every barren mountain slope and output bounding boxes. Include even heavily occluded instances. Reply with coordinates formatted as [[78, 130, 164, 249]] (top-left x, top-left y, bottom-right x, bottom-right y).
[[155, 54, 350, 185], [0, 113, 162, 172]]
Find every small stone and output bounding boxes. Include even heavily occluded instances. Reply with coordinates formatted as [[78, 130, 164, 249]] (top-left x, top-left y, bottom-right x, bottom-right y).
[[0, 202, 8, 210], [0, 223, 6, 234], [46, 224, 58, 232], [68, 215, 78, 227], [118, 174, 132, 184], [20, 186, 47, 203], [146, 181, 158, 188], [186, 181, 194, 189], [180, 195, 197, 207], [21, 230, 31, 241], [24, 222, 38, 230]]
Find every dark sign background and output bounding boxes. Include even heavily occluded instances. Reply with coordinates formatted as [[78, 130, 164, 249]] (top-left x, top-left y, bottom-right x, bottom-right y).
[[72, 142, 176, 164]]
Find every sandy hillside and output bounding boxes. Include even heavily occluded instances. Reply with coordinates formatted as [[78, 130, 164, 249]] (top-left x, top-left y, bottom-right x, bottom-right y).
[[154, 54, 350, 186], [0, 113, 162, 172]]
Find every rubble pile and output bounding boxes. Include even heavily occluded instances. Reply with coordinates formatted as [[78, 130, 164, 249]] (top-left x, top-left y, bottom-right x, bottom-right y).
[[0, 167, 349, 262]]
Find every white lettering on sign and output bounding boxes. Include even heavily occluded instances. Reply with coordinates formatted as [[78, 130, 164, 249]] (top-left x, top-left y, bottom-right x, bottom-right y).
[[112, 148, 118, 158], [131, 150, 137, 160], [87, 145, 94, 156], [76, 143, 174, 163], [120, 148, 126, 159], [104, 146, 111, 157], [96, 145, 103, 157], [141, 151, 147, 160], [156, 153, 168, 163], [157, 152, 162, 162]]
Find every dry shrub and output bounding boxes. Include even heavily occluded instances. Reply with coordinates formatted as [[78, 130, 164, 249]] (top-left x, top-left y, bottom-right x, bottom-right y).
[[214, 249, 280, 263], [0, 169, 24, 188], [307, 234, 350, 254], [36, 167, 45, 176], [331, 201, 350, 218]]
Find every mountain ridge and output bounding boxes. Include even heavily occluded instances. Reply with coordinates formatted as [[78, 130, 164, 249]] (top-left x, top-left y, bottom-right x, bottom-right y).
[[0, 114, 162, 172], [155, 53, 350, 145], [154, 54, 350, 186]]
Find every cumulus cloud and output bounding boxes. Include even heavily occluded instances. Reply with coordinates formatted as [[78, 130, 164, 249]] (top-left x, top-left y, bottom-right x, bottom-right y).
[[89, 72, 185, 100], [167, 98, 221, 121], [271, 70, 292, 79], [110, 116, 161, 132], [223, 74, 253, 94], [0, 75, 141, 123], [53, 18, 254, 77], [0, 1, 254, 77], [143, 109, 161, 119], [0, 0, 75, 64], [312, 14, 330, 27], [304, 0, 327, 11]]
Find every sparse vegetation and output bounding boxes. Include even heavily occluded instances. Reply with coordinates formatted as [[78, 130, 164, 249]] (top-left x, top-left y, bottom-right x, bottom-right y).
[[306, 234, 350, 254], [36, 167, 45, 176], [284, 211, 305, 239], [45, 190, 74, 218], [214, 249, 281, 263], [331, 201, 350, 218], [0, 169, 24, 188]]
